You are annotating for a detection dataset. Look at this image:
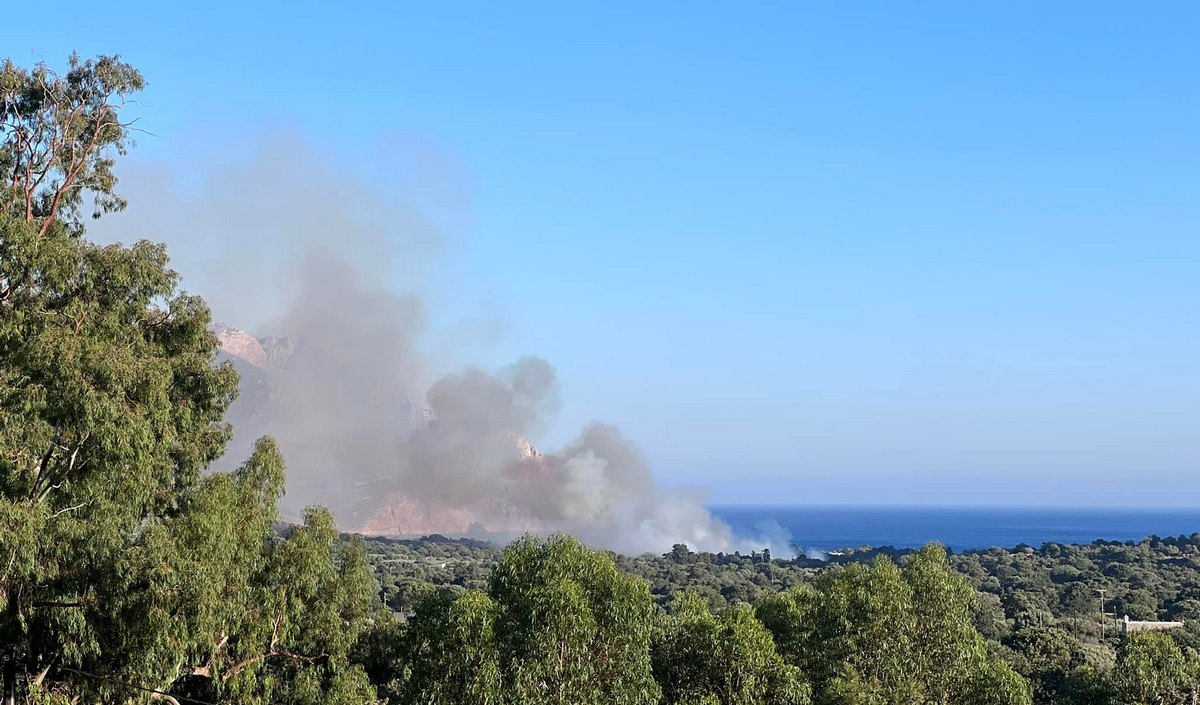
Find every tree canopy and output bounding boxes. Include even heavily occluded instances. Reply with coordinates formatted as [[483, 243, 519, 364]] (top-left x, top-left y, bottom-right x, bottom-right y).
[[653, 592, 809, 705], [755, 545, 1031, 705], [389, 534, 662, 705], [1, 53, 378, 705]]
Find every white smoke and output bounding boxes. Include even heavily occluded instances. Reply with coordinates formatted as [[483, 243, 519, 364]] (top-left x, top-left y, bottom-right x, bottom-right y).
[[89, 135, 793, 556]]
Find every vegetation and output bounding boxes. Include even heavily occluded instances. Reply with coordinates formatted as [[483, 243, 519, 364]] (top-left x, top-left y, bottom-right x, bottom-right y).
[[653, 593, 808, 705], [0, 54, 377, 705], [365, 531, 1200, 704], [2, 53, 1198, 705]]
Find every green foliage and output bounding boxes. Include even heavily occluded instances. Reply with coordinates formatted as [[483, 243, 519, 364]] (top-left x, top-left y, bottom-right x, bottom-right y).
[[366, 534, 498, 615], [1057, 664, 1117, 705], [1004, 627, 1083, 701], [354, 530, 1200, 705], [392, 534, 661, 705], [354, 524, 1200, 705], [219, 506, 381, 705], [394, 588, 502, 704], [1112, 631, 1198, 705], [755, 586, 817, 669], [493, 534, 662, 704], [653, 592, 810, 705], [0, 53, 379, 704], [1, 53, 143, 228], [758, 545, 1030, 705], [617, 545, 814, 612], [958, 537, 1200, 642]]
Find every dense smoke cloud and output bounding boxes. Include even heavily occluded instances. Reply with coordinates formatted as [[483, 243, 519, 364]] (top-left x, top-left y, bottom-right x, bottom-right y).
[[89, 136, 789, 555]]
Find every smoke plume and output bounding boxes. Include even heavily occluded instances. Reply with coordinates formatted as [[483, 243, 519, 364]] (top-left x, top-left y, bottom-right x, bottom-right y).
[[89, 135, 789, 556]]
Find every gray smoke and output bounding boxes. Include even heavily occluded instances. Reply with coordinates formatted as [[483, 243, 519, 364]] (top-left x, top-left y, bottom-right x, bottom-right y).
[[89, 136, 792, 556]]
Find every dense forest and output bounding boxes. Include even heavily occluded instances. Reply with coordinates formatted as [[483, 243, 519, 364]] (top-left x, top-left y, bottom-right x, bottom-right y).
[[366, 532, 1200, 704], [1, 54, 1197, 705]]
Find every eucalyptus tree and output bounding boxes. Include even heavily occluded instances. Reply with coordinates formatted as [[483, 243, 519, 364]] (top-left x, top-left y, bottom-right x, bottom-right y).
[[395, 534, 661, 705], [1112, 631, 1199, 705], [652, 592, 810, 705], [393, 588, 502, 705], [756, 545, 1031, 705], [489, 534, 661, 705], [0, 54, 379, 704]]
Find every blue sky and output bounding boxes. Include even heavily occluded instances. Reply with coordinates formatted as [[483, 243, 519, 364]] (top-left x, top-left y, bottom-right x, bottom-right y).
[[7, 2, 1199, 505]]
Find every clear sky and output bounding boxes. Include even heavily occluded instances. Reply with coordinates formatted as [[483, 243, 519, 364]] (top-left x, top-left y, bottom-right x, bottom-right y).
[[6, 2, 1199, 505]]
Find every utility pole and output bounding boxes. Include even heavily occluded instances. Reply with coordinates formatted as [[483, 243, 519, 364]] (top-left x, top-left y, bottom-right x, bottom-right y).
[[1098, 589, 1108, 641]]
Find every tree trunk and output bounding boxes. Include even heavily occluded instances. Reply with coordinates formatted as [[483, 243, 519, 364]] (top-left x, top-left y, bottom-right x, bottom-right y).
[[3, 647, 16, 705]]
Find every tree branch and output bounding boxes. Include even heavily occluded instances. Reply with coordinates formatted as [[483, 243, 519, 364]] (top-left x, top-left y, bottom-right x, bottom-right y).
[[38, 107, 105, 234], [32, 599, 94, 609], [50, 500, 89, 518]]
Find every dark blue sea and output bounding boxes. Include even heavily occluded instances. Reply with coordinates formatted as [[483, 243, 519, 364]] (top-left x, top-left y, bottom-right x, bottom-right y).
[[711, 505, 1200, 553]]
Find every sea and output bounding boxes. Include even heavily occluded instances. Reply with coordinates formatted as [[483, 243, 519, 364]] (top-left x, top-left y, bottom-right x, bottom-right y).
[[710, 505, 1200, 554]]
